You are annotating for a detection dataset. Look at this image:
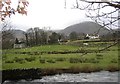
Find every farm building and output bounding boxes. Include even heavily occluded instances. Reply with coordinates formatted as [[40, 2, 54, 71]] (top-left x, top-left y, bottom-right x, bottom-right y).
[[14, 43, 26, 49], [86, 34, 99, 39], [13, 38, 26, 49]]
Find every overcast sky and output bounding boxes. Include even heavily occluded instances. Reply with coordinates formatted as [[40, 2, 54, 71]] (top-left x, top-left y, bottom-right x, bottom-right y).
[[8, 0, 93, 31], [1, 0, 118, 31]]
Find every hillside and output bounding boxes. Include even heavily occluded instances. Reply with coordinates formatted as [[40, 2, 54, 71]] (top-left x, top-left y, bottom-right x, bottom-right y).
[[60, 21, 110, 36], [12, 29, 25, 40]]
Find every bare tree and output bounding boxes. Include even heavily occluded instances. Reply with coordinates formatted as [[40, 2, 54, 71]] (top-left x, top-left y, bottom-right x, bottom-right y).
[[64, 0, 120, 56], [26, 28, 35, 46], [69, 31, 78, 41], [72, 0, 120, 31], [1, 21, 15, 49]]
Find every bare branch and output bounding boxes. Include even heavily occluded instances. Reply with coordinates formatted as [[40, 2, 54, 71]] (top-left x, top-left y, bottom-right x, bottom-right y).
[[72, 0, 120, 30], [82, 0, 120, 9]]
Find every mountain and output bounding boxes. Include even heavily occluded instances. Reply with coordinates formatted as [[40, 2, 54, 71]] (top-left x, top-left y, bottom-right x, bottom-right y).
[[12, 29, 25, 40], [60, 21, 110, 36], [53, 30, 62, 33]]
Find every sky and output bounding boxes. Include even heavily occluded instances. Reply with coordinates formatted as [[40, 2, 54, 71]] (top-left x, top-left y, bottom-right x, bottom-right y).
[[9, 0, 92, 31], [1, 0, 118, 31]]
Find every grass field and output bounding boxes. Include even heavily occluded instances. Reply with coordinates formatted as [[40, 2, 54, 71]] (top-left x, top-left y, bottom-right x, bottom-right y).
[[4, 45, 79, 53], [2, 41, 119, 72]]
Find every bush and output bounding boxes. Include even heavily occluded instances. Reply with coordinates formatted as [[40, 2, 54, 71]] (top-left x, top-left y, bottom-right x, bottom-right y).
[[39, 58, 45, 63], [19, 60, 26, 64], [25, 57, 36, 62], [81, 65, 102, 73], [90, 58, 99, 63], [111, 59, 118, 63], [14, 57, 25, 64], [69, 66, 81, 73], [2, 55, 7, 60], [47, 59, 56, 63], [69, 58, 80, 63], [68, 65, 102, 73], [81, 58, 88, 63], [34, 52, 40, 55], [5, 60, 14, 63], [56, 58, 66, 62], [106, 64, 119, 72], [96, 54, 103, 56], [96, 54, 103, 59], [69, 58, 99, 63]]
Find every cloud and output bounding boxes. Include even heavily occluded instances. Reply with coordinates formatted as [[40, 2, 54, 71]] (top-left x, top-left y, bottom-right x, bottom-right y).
[[10, 0, 90, 30]]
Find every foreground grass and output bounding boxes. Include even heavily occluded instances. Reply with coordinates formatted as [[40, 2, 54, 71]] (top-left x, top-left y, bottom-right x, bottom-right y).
[[2, 49, 119, 71], [2, 41, 119, 71]]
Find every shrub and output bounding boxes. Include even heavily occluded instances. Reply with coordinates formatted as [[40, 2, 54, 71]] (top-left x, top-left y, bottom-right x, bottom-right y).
[[14, 57, 25, 64], [90, 58, 99, 63], [42, 68, 57, 75], [96, 54, 103, 59], [69, 58, 80, 63], [5, 60, 14, 63], [25, 57, 36, 62], [106, 64, 119, 72], [56, 58, 66, 62], [39, 58, 45, 63], [21, 52, 27, 54], [69, 66, 81, 73], [41, 65, 102, 74], [69, 57, 100, 64], [34, 52, 40, 55], [81, 65, 102, 73], [2, 55, 7, 60], [81, 58, 88, 63], [47, 59, 56, 63], [96, 54, 103, 56], [17, 60, 25, 64], [111, 59, 118, 63]]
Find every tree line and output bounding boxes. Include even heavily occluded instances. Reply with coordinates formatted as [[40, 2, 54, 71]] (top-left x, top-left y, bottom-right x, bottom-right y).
[[1, 23, 120, 49], [24, 27, 63, 46]]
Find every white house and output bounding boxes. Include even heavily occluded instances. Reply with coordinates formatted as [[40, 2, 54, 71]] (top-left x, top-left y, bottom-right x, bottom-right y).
[[13, 39, 26, 49], [83, 43, 89, 46], [14, 43, 26, 49], [86, 34, 99, 39]]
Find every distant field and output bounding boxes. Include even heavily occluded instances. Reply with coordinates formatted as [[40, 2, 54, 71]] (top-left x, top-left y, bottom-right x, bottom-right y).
[[3, 45, 79, 53], [2, 41, 119, 71]]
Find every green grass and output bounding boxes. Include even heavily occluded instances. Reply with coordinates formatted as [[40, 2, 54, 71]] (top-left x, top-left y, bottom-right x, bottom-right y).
[[2, 50, 118, 70], [3, 45, 79, 53], [2, 42, 119, 71]]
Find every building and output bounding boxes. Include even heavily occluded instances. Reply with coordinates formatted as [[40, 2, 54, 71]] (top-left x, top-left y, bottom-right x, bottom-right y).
[[14, 43, 26, 49], [14, 38, 26, 49], [86, 34, 99, 39]]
